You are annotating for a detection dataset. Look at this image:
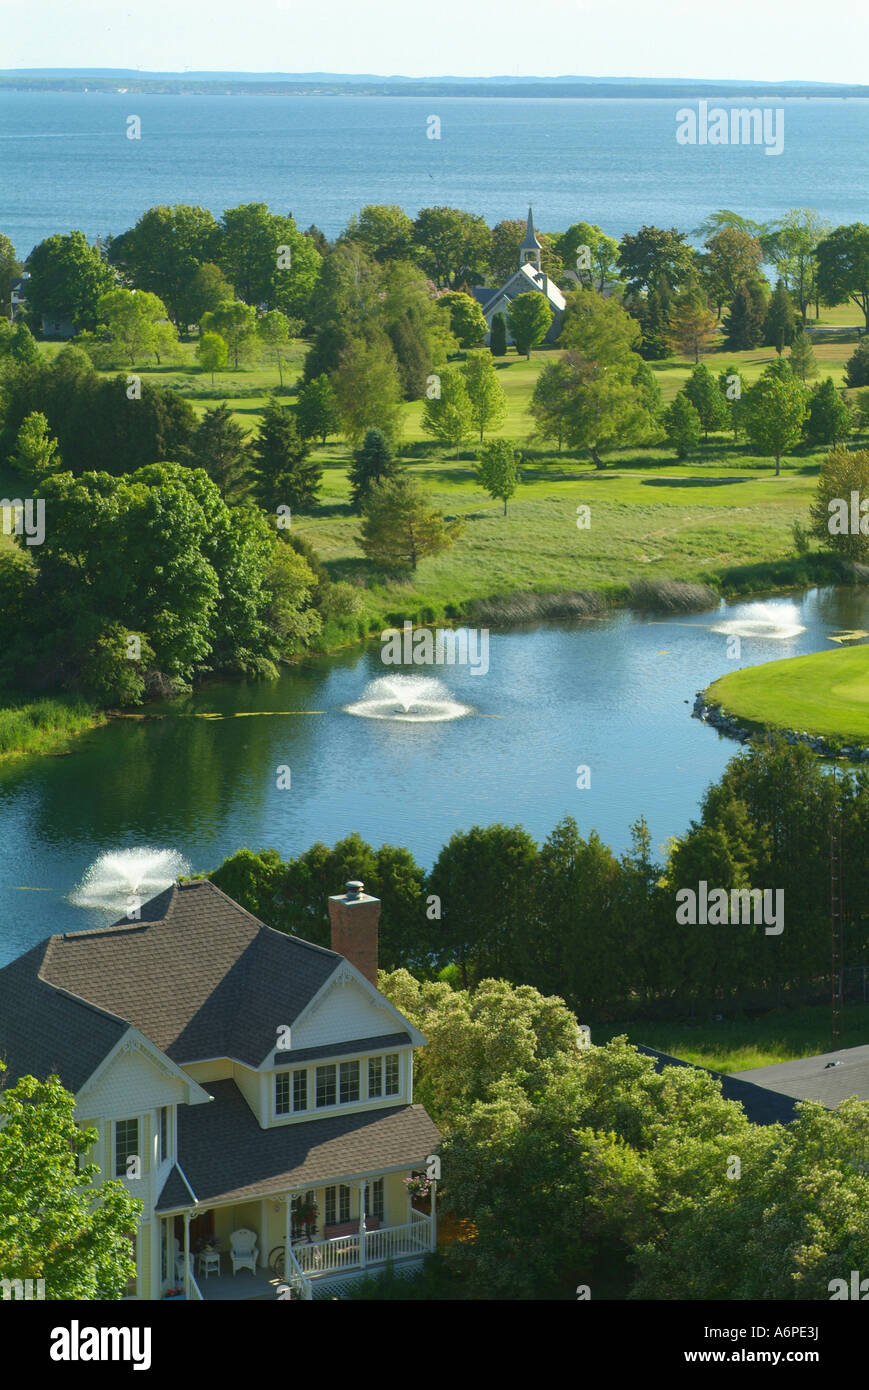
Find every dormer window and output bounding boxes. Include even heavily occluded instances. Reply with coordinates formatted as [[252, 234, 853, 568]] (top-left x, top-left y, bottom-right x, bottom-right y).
[[274, 1049, 405, 1120]]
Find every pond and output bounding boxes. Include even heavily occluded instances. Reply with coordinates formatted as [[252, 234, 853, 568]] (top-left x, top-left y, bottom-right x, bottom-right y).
[[2, 585, 867, 965]]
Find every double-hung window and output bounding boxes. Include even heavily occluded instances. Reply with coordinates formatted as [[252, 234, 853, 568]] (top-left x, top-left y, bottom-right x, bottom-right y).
[[367, 1053, 400, 1098], [275, 1071, 291, 1116], [339, 1060, 360, 1103], [316, 1064, 337, 1108], [115, 1118, 139, 1178], [384, 1053, 400, 1095], [276, 1069, 309, 1115]]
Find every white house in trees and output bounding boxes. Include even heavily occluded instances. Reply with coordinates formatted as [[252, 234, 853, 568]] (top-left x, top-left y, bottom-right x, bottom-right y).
[[472, 206, 566, 346], [0, 879, 440, 1300]]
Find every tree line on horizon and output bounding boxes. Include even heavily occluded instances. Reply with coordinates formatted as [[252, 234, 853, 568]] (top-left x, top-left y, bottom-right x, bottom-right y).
[[206, 738, 869, 1023]]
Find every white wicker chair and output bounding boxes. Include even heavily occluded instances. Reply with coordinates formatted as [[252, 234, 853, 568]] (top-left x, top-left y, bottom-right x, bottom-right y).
[[230, 1228, 259, 1276]]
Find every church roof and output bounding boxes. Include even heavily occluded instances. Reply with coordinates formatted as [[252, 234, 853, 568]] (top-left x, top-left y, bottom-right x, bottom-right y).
[[520, 206, 541, 251], [517, 262, 566, 310]]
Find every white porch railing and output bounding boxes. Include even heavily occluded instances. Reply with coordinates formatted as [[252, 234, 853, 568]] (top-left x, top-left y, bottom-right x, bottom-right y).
[[365, 1219, 430, 1264], [293, 1215, 432, 1278], [188, 1273, 204, 1301], [284, 1244, 314, 1300]]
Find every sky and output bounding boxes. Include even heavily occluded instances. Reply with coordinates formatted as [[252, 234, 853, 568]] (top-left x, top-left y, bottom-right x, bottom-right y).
[[1, 0, 869, 84]]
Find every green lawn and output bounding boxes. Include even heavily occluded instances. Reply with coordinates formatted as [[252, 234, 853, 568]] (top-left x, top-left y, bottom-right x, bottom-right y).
[[597, 1000, 869, 1072], [29, 317, 869, 632], [706, 645, 869, 742]]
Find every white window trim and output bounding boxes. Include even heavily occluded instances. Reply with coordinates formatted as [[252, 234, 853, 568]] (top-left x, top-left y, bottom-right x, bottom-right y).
[[271, 1049, 408, 1122]]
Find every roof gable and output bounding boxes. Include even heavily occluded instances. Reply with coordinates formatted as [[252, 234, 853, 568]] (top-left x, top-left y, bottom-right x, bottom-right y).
[[288, 959, 426, 1055], [36, 880, 341, 1068]]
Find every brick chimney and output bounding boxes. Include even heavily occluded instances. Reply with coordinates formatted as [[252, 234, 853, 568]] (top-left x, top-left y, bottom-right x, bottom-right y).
[[328, 880, 381, 986]]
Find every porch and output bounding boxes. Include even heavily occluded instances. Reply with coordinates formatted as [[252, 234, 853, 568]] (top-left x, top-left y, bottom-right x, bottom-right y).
[[162, 1171, 436, 1301], [189, 1215, 432, 1300]]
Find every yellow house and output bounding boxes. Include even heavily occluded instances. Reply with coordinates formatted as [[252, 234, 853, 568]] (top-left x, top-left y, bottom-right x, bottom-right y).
[[0, 878, 440, 1301]]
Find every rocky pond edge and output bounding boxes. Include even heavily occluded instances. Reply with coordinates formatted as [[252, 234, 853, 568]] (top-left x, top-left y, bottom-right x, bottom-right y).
[[691, 691, 869, 763]]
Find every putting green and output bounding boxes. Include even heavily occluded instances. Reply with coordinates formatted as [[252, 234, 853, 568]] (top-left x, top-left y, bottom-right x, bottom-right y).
[[706, 645, 869, 742]]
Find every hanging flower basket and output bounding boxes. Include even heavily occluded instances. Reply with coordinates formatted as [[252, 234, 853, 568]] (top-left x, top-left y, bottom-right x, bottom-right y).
[[404, 1174, 433, 1208]]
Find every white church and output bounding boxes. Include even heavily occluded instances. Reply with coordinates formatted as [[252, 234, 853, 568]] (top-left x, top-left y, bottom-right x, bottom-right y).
[[472, 207, 566, 347]]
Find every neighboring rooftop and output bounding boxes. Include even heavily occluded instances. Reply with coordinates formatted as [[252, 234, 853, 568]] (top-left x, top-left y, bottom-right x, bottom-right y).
[[637, 1045, 799, 1126], [732, 1044, 869, 1109]]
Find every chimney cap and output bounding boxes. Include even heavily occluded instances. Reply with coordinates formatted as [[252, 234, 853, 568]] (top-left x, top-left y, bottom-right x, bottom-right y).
[[345, 880, 364, 899]]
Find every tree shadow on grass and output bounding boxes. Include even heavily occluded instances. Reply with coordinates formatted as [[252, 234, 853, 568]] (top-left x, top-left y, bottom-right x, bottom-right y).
[[641, 476, 751, 487]]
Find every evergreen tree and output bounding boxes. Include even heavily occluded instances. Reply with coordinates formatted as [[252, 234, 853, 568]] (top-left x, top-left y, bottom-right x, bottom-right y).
[[186, 403, 251, 501], [296, 373, 341, 444], [844, 339, 869, 389], [358, 474, 462, 570], [662, 391, 701, 459], [764, 279, 797, 354], [788, 327, 819, 383], [683, 362, 729, 439], [11, 322, 40, 365], [722, 282, 767, 350], [667, 293, 718, 361], [717, 364, 745, 439], [388, 307, 431, 400], [637, 283, 672, 359], [805, 377, 853, 445], [490, 312, 507, 356], [348, 428, 399, 509], [253, 398, 321, 513]]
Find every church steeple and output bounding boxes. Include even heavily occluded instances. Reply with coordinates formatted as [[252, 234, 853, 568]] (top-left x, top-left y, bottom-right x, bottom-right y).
[[519, 206, 542, 272]]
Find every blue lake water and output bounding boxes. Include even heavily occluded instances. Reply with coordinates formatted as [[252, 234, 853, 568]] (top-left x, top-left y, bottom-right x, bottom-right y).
[[1, 587, 866, 966], [2, 92, 868, 255]]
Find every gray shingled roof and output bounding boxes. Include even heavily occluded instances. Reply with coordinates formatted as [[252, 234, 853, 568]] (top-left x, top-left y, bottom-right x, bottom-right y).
[[0, 944, 128, 1091], [471, 286, 497, 309], [34, 880, 342, 1069], [637, 1045, 798, 1125], [275, 1033, 410, 1066], [156, 1079, 442, 1209], [733, 1044, 869, 1108]]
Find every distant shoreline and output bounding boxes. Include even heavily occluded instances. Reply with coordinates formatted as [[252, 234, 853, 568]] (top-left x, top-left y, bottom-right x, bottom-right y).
[[2, 76, 869, 99]]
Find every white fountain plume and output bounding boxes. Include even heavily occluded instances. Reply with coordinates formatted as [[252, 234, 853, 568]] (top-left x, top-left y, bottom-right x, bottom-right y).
[[711, 601, 806, 642], [70, 847, 191, 916], [345, 674, 471, 722]]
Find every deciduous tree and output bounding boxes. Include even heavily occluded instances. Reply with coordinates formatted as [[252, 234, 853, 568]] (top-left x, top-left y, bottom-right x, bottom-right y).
[[462, 349, 507, 441], [475, 438, 519, 513], [507, 292, 553, 359]]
